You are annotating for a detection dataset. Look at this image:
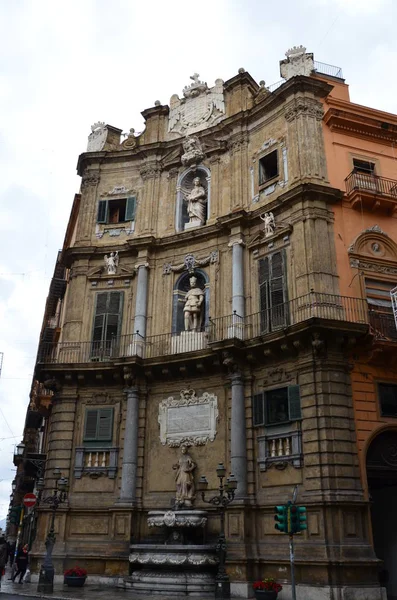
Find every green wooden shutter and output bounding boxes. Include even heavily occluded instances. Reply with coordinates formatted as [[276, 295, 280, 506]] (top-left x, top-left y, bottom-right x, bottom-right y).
[[97, 200, 108, 223], [259, 258, 270, 333], [105, 292, 123, 340], [253, 393, 265, 426], [84, 410, 99, 440], [97, 408, 113, 441], [92, 293, 108, 343], [270, 252, 287, 328], [125, 196, 136, 221], [288, 385, 302, 421]]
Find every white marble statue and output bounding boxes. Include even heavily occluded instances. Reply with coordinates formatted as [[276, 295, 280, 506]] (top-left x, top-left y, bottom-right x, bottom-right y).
[[104, 251, 119, 275], [173, 445, 196, 507], [261, 212, 276, 237], [183, 276, 204, 332], [184, 177, 207, 226]]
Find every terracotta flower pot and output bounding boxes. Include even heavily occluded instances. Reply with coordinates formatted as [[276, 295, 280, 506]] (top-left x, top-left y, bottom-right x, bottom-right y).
[[64, 575, 86, 587], [254, 590, 278, 600]]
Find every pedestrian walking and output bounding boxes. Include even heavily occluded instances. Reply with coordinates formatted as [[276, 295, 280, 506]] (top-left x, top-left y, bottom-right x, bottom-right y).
[[0, 535, 8, 586], [12, 544, 29, 584]]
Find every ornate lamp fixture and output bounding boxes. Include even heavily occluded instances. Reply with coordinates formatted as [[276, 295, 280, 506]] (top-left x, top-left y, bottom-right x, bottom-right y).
[[197, 463, 237, 599]]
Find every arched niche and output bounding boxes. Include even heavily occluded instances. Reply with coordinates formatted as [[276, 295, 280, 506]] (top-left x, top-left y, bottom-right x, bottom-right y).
[[172, 270, 210, 334], [175, 166, 211, 232]]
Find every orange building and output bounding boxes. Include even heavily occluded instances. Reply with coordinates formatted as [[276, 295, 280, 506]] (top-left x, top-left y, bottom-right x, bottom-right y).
[[318, 66, 397, 599]]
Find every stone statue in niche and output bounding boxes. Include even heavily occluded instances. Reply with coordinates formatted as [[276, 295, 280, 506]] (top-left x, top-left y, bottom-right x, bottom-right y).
[[184, 177, 207, 227], [260, 212, 276, 237], [173, 445, 196, 507], [183, 276, 204, 331], [104, 251, 119, 275]]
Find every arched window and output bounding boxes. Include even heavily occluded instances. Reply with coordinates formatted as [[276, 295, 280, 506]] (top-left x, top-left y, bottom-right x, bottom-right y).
[[348, 226, 397, 340], [172, 270, 209, 334], [175, 166, 211, 232]]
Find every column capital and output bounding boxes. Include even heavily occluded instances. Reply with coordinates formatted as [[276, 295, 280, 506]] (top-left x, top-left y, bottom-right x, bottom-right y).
[[228, 237, 245, 248], [124, 386, 139, 397], [135, 261, 150, 270]]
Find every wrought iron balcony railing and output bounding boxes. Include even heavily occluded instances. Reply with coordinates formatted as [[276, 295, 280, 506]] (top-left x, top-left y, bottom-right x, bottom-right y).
[[345, 170, 397, 211], [36, 293, 395, 365]]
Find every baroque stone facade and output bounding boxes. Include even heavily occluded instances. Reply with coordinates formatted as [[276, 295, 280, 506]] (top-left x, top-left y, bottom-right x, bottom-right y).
[[17, 51, 392, 600]]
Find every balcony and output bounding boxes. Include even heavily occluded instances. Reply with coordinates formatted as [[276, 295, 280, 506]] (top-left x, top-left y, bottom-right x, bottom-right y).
[[345, 170, 397, 213], [369, 310, 397, 341], [36, 293, 377, 366]]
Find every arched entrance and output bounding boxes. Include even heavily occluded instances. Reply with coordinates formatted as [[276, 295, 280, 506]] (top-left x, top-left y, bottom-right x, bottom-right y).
[[367, 429, 397, 600]]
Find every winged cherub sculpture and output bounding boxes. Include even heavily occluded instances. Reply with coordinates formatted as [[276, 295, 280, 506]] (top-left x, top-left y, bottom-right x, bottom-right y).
[[104, 251, 119, 275]]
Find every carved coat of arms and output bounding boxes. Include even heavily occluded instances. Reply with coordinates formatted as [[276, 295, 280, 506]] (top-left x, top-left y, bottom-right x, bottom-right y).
[[168, 74, 225, 136], [87, 122, 108, 152]]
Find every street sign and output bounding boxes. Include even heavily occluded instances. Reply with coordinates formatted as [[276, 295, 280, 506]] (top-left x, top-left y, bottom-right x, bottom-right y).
[[23, 493, 37, 508]]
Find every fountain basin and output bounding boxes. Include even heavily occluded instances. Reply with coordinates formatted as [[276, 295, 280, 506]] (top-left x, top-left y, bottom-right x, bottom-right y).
[[147, 510, 208, 528]]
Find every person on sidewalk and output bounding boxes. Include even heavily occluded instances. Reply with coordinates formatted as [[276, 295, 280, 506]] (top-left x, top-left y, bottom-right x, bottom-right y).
[[0, 535, 8, 586], [12, 544, 29, 584]]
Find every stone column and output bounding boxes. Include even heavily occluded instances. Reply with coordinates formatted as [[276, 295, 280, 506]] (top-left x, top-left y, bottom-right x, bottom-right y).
[[119, 387, 139, 504], [231, 240, 245, 318], [134, 264, 149, 339], [230, 372, 247, 497]]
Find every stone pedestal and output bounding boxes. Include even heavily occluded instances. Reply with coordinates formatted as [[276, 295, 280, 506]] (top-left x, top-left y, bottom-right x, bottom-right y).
[[171, 331, 208, 353]]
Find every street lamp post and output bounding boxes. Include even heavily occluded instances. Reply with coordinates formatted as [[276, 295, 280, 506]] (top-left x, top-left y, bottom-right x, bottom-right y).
[[197, 463, 238, 599], [36, 468, 68, 594]]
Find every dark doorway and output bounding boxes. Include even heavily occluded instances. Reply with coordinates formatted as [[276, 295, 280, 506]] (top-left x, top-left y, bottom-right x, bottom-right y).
[[367, 430, 397, 600]]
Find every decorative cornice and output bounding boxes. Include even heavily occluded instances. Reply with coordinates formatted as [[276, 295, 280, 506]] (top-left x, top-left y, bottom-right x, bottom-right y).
[[349, 258, 397, 275], [163, 250, 218, 275]]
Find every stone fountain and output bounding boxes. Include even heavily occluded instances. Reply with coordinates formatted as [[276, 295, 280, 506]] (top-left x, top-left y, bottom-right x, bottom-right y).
[[126, 447, 218, 596]]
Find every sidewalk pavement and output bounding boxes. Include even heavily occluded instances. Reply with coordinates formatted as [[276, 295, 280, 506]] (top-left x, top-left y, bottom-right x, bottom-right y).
[[1, 566, 242, 600]]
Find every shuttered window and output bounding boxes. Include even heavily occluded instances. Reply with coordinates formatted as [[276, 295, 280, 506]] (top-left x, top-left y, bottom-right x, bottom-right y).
[[84, 408, 114, 443], [258, 251, 288, 333], [96, 196, 137, 224], [252, 386, 301, 426], [91, 292, 123, 359]]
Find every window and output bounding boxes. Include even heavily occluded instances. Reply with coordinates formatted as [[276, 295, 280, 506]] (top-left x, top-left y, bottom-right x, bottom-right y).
[[97, 197, 136, 225], [258, 251, 288, 333], [352, 159, 377, 192], [259, 150, 278, 186], [366, 279, 397, 340], [253, 385, 301, 426], [353, 159, 375, 175], [84, 408, 114, 444], [91, 291, 123, 358], [378, 383, 397, 418]]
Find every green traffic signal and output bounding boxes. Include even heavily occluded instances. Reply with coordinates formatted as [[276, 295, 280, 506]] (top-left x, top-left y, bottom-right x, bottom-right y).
[[296, 506, 307, 532], [274, 505, 288, 533], [9, 505, 22, 525], [290, 505, 298, 533]]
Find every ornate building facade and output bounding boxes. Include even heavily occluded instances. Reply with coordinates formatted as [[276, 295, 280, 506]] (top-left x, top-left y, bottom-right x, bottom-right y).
[[14, 47, 397, 599]]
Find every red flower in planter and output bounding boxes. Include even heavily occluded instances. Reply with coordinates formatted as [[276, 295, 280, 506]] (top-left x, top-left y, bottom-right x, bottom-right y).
[[253, 577, 282, 592], [64, 566, 87, 578]]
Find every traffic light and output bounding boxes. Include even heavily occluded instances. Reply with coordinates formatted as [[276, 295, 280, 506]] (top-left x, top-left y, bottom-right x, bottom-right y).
[[290, 504, 298, 533], [274, 505, 288, 532], [9, 505, 22, 525], [296, 506, 307, 532]]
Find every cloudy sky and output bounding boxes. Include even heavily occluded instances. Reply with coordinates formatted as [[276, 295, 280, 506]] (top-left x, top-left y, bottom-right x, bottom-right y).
[[0, 0, 396, 519]]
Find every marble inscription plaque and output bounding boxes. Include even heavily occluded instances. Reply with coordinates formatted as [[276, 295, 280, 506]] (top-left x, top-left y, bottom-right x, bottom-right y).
[[158, 389, 218, 447]]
